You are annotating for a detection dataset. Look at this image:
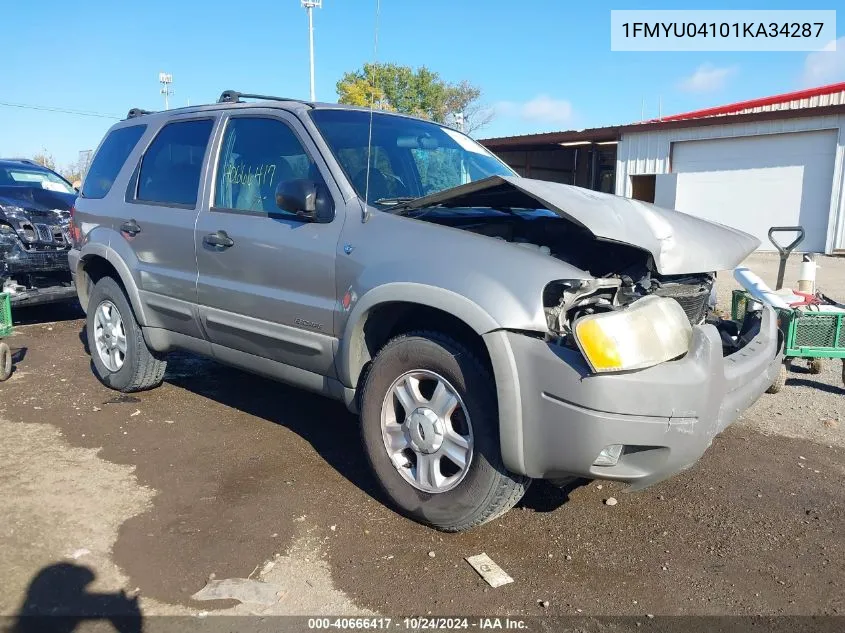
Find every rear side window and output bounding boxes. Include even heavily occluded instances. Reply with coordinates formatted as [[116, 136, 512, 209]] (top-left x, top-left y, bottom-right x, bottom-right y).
[[81, 125, 146, 199], [137, 119, 213, 207]]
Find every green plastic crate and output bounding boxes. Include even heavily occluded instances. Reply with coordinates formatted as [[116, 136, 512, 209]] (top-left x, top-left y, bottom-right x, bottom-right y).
[[0, 293, 11, 338], [731, 289, 845, 360]]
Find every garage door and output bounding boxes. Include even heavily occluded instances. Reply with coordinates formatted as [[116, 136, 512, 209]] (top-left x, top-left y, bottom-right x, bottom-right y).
[[671, 131, 837, 252]]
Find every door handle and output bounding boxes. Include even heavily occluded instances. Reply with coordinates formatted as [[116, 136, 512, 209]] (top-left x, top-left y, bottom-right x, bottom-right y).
[[203, 230, 235, 248], [120, 219, 141, 236]]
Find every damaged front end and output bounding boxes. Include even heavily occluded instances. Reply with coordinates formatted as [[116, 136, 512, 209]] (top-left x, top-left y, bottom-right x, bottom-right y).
[[399, 175, 762, 373], [543, 269, 765, 375], [0, 201, 75, 306]]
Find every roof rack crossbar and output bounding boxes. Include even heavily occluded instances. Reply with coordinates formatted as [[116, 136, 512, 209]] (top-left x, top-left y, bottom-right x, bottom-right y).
[[126, 108, 154, 119], [217, 90, 300, 104]]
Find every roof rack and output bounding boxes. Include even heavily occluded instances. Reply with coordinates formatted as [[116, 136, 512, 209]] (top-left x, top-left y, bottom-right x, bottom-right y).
[[217, 90, 303, 104], [126, 108, 154, 119]]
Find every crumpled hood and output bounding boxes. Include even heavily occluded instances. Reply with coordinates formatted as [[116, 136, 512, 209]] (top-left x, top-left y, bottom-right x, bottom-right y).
[[0, 185, 76, 213], [401, 176, 760, 275]]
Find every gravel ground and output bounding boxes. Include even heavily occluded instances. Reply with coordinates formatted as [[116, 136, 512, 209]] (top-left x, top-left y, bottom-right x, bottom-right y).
[[716, 253, 844, 448], [0, 254, 842, 623]]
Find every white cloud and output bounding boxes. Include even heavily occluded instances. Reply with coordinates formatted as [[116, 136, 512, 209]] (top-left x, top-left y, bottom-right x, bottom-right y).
[[678, 63, 737, 93], [495, 95, 574, 126], [801, 37, 845, 86]]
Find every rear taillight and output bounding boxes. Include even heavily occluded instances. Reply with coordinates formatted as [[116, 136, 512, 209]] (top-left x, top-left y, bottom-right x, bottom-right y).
[[69, 205, 82, 245]]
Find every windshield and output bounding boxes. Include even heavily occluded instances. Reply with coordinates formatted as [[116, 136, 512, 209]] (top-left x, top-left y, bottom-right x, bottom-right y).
[[0, 165, 75, 194], [310, 109, 515, 206]]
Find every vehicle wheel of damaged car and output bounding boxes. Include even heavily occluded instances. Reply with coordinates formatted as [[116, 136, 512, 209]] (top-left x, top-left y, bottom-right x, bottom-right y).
[[766, 361, 788, 394], [360, 331, 530, 531], [87, 276, 166, 392], [0, 342, 12, 381]]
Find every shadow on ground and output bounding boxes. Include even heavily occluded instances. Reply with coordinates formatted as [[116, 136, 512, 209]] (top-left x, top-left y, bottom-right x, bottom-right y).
[[12, 301, 84, 327], [11, 563, 142, 633]]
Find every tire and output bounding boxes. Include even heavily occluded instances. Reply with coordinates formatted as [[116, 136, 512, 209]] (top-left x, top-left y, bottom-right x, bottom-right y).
[[87, 276, 166, 392], [0, 342, 12, 381], [360, 331, 530, 532], [766, 362, 788, 394], [808, 358, 823, 375]]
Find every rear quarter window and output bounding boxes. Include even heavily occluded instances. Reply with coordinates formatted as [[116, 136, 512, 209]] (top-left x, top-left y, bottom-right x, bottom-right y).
[[81, 125, 146, 199], [136, 119, 214, 207]]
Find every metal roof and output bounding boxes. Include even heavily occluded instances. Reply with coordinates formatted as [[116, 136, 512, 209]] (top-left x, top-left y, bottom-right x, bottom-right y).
[[648, 81, 845, 122], [480, 81, 845, 149]]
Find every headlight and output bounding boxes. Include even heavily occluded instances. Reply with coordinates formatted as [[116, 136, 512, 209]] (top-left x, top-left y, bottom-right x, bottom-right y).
[[574, 295, 692, 373]]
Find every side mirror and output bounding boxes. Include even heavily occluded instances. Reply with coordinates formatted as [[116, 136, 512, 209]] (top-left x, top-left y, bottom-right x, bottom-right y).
[[275, 179, 334, 223]]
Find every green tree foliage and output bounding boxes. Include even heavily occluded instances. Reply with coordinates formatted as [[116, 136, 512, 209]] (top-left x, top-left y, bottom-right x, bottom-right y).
[[336, 63, 493, 134]]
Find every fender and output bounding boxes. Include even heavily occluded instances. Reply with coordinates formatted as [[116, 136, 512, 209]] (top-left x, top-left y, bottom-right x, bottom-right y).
[[336, 282, 528, 475], [76, 230, 149, 326], [336, 282, 500, 390]]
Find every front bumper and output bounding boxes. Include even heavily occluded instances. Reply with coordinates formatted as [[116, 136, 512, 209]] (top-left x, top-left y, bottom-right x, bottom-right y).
[[2, 246, 74, 307], [8, 283, 77, 307], [499, 306, 782, 487]]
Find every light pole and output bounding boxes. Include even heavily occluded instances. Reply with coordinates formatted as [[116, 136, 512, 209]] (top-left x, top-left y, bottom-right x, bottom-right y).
[[301, 0, 322, 101], [159, 72, 173, 110]]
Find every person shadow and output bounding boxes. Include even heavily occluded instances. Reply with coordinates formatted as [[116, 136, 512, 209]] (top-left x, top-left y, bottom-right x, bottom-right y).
[[10, 563, 143, 633]]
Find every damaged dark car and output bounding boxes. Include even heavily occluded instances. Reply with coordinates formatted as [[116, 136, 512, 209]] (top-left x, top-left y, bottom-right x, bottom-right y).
[[0, 159, 77, 306]]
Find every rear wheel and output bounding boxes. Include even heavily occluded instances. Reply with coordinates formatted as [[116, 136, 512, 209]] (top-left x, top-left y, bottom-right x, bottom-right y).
[[360, 331, 529, 532], [808, 358, 824, 375], [87, 276, 166, 392]]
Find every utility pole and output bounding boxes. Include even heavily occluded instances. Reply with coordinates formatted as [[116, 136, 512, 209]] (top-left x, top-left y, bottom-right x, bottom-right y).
[[159, 72, 173, 110], [301, 0, 322, 101]]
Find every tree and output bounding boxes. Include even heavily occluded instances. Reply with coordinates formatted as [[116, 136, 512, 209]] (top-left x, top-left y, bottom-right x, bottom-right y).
[[336, 63, 493, 134], [32, 149, 57, 172], [444, 80, 494, 134], [61, 152, 93, 186]]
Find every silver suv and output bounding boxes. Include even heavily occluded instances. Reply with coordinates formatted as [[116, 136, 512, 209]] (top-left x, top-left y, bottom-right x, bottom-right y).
[[70, 91, 782, 531]]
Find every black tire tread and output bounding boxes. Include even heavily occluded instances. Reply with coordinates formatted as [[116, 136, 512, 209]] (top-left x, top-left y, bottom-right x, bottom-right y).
[[89, 276, 166, 392], [766, 362, 787, 394], [362, 329, 529, 532]]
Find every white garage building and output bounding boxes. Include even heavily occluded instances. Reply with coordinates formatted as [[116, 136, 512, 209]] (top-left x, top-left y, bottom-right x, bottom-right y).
[[483, 82, 845, 254]]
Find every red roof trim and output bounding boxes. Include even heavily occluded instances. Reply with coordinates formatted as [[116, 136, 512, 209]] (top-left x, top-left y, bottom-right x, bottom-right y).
[[653, 81, 845, 122]]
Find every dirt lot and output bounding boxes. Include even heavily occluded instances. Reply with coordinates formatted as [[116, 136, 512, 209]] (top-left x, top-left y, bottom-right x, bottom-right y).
[[1, 254, 843, 622]]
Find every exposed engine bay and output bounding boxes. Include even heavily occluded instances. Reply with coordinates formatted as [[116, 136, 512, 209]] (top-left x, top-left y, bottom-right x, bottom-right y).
[[420, 212, 716, 342]]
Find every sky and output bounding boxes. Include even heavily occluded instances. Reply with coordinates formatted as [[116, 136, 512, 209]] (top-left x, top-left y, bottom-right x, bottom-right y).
[[2, 0, 844, 168]]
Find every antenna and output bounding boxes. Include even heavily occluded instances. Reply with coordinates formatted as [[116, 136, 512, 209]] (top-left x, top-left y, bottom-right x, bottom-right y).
[[301, 0, 322, 101], [159, 72, 174, 110], [362, 0, 381, 223]]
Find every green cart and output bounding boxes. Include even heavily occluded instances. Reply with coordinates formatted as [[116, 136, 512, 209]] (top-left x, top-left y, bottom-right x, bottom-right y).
[[0, 292, 12, 381], [731, 289, 845, 393]]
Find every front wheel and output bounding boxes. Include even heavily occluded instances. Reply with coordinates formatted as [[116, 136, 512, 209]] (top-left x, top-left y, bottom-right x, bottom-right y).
[[766, 361, 788, 394], [87, 276, 167, 392], [360, 331, 529, 532]]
